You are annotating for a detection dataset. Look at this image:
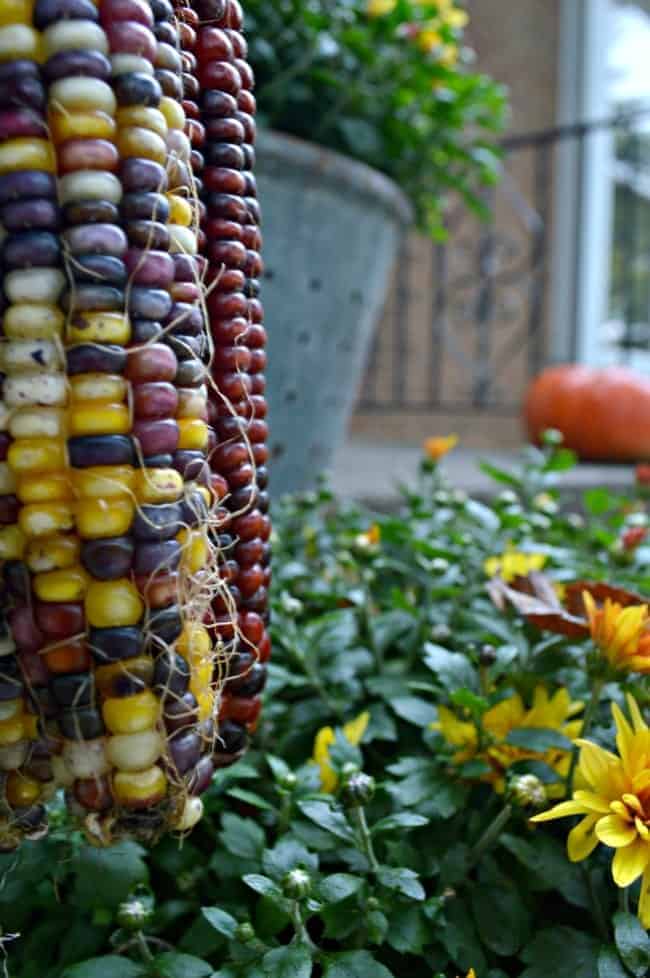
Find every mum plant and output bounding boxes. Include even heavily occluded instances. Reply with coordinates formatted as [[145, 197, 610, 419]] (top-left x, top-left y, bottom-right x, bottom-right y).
[[5, 437, 650, 977], [244, 0, 508, 232]]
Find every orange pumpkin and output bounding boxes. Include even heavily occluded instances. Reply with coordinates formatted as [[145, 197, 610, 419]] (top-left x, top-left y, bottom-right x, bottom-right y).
[[525, 364, 650, 461]]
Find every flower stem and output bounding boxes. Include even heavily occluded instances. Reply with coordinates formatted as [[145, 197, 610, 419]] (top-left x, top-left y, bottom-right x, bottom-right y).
[[567, 675, 604, 794], [619, 886, 631, 915], [350, 805, 380, 873], [467, 803, 512, 871], [135, 931, 154, 964], [277, 791, 293, 835], [289, 901, 316, 949]]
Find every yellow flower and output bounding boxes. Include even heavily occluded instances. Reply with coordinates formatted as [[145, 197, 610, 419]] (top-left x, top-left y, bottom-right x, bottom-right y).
[[366, 0, 396, 15], [442, 7, 468, 29], [483, 546, 547, 583], [416, 25, 443, 52], [312, 712, 370, 792], [423, 434, 458, 460], [438, 42, 459, 66], [583, 590, 650, 674], [434, 686, 583, 794], [531, 695, 650, 927]]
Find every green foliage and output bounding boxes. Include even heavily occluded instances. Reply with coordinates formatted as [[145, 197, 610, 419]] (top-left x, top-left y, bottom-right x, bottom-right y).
[[4, 442, 650, 977], [245, 0, 507, 233]]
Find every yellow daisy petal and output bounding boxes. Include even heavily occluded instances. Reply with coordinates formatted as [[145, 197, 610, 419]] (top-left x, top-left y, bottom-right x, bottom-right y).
[[612, 837, 650, 887], [343, 711, 369, 747], [530, 799, 590, 823], [639, 864, 650, 928], [627, 693, 649, 734], [567, 813, 600, 862], [573, 789, 613, 814], [596, 814, 639, 848]]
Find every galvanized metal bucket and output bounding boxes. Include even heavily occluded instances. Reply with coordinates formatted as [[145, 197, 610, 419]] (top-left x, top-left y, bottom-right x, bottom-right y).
[[255, 129, 412, 495]]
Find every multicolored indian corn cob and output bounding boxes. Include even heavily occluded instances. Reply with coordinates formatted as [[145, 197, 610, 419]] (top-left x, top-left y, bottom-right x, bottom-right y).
[[0, 0, 269, 848]]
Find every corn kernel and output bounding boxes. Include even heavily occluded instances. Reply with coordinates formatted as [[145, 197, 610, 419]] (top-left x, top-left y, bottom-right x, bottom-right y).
[[8, 438, 65, 474], [116, 127, 166, 165], [6, 771, 41, 807], [103, 690, 159, 734], [49, 77, 116, 115], [1, 339, 61, 373], [95, 656, 154, 696], [69, 374, 128, 403], [22, 714, 38, 739], [0, 463, 16, 496], [106, 730, 163, 771], [85, 577, 143, 628], [25, 533, 79, 572], [112, 764, 167, 807], [16, 471, 71, 504], [190, 659, 212, 701], [0, 526, 26, 559], [75, 497, 134, 539], [42, 19, 108, 57], [0, 715, 24, 746], [178, 528, 209, 573], [49, 109, 116, 144], [166, 194, 193, 227], [4, 373, 67, 407], [33, 565, 89, 602], [176, 419, 208, 452], [68, 402, 130, 437], [134, 468, 183, 504], [19, 501, 74, 537], [10, 407, 67, 440], [168, 224, 197, 255], [4, 268, 65, 305], [0, 138, 54, 174], [66, 312, 130, 346], [0, 23, 41, 61], [0, 700, 22, 722], [72, 466, 135, 500], [176, 622, 211, 662], [159, 96, 185, 131], [0, 0, 33, 27], [3, 304, 65, 340], [196, 689, 214, 723], [116, 106, 168, 138]]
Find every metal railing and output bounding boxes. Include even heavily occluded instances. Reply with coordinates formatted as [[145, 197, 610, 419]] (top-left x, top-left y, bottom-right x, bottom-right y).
[[358, 106, 650, 414]]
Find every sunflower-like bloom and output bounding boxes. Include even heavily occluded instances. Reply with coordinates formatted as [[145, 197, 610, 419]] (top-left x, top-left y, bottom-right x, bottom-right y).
[[483, 546, 546, 583], [435, 686, 583, 794], [366, 0, 396, 16], [531, 695, 650, 927], [583, 591, 650, 673], [423, 434, 458, 460], [312, 712, 369, 792]]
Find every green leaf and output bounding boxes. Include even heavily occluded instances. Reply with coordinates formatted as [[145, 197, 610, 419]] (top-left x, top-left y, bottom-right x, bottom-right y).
[[243, 874, 284, 899], [263, 837, 319, 880], [318, 874, 363, 903], [220, 813, 266, 860], [520, 927, 600, 978], [371, 813, 429, 834], [323, 950, 395, 978], [71, 842, 148, 910], [227, 787, 276, 811], [505, 727, 574, 752], [386, 905, 429, 954], [154, 952, 214, 977], [470, 883, 530, 956], [61, 957, 146, 978], [584, 487, 615, 515], [614, 911, 650, 977], [422, 643, 477, 691], [267, 754, 291, 781], [202, 906, 238, 939], [377, 866, 425, 900], [388, 696, 437, 727], [297, 801, 355, 842], [598, 946, 633, 978], [262, 945, 312, 978], [478, 460, 521, 488]]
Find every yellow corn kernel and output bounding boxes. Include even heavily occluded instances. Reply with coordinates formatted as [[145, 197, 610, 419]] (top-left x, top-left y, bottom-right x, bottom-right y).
[[25, 533, 79, 573], [102, 690, 159, 735], [8, 438, 65, 474], [176, 622, 211, 662], [22, 714, 38, 739], [116, 127, 166, 165], [0, 23, 41, 61], [190, 658, 212, 700], [85, 577, 143, 628], [176, 419, 208, 452], [0, 138, 54, 174], [159, 96, 185, 131], [0, 714, 24, 746], [178, 527, 209, 573], [0, 525, 25, 560], [134, 468, 183, 504], [6, 771, 40, 807], [3, 303, 65, 340], [196, 689, 214, 723], [0, 0, 33, 27], [0, 463, 16, 496], [66, 312, 130, 345], [75, 496, 134, 539], [196, 486, 212, 509], [33, 565, 88, 602], [69, 373, 127, 402], [166, 193, 193, 227], [72, 465, 135, 500], [9, 407, 67, 440], [68, 402, 130, 437], [19, 500, 74, 537], [16, 471, 71, 504], [95, 656, 154, 696], [112, 765, 167, 807], [116, 105, 168, 138], [49, 108, 116, 143]]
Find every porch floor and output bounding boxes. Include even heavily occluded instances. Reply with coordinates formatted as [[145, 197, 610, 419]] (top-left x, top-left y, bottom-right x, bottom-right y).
[[331, 438, 636, 508]]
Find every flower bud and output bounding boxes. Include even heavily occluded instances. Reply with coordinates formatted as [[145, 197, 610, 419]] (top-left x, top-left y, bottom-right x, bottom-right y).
[[277, 770, 297, 792], [282, 868, 312, 900], [342, 771, 376, 807], [541, 427, 563, 446], [116, 897, 154, 932], [432, 623, 452, 643], [509, 773, 547, 809], [479, 644, 497, 666], [235, 922, 256, 943]]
